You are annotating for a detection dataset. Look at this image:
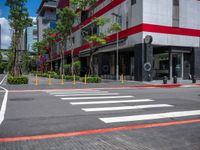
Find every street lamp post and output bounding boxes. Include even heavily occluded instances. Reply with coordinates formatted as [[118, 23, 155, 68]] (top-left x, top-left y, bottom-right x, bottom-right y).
[[112, 13, 121, 81], [116, 31, 119, 81]]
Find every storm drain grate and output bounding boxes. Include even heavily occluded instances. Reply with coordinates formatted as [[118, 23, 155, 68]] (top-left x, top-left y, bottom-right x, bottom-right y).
[[9, 98, 35, 101]]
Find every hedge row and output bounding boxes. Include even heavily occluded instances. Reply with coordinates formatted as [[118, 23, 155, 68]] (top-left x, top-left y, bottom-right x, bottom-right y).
[[7, 75, 28, 84], [82, 76, 101, 83], [32, 71, 102, 83]]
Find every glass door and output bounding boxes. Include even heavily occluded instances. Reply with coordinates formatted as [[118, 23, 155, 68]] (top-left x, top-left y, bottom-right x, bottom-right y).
[[171, 53, 183, 78]]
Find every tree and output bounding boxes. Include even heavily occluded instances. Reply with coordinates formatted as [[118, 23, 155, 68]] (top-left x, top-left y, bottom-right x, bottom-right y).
[[0, 52, 4, 73], [70, 0, 97, 11], [43, 28, 57, 71], [32, 40, 48, 72], [56, 7, 77, 75], [21, 51, 30, 74], [81, 17, 111, 75], [5, 0, 32, 76]]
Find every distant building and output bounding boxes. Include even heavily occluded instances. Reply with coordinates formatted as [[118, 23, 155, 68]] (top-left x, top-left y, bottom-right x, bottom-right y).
[[37, 0, 58, 41], [0, 49, 8, 62], [0, 24, 1, 49], [25, 19, 38, 53]]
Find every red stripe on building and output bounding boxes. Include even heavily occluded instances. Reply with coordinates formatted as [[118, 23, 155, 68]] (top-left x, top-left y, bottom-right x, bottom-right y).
[[143, 23, 200, 37], [64, 23, 200, 57], [72, 0, 125, 32]]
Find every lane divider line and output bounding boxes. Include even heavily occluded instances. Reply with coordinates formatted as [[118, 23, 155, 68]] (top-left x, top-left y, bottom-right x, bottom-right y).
[[0, 119, 199, 143], [0, 74, 7, 85], [0, 86, 8, 125]]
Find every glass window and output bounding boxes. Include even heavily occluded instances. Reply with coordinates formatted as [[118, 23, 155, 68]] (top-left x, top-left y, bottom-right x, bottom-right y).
[[131, 0, 136, 5]]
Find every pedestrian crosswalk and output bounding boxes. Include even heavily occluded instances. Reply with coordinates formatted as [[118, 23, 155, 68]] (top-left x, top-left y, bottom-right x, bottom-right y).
[[46, 89, 200, 124]]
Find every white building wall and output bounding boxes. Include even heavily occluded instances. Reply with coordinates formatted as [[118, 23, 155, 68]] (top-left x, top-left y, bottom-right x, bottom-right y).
[[142, 0, 200, 47], [69, 0, 200, 52], [143, 0, 173, 26], [179, 0, 200, 30]]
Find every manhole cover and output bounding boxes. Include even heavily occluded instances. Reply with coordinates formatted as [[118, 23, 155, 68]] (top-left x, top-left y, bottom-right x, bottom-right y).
[[9, 98, 35, 101]]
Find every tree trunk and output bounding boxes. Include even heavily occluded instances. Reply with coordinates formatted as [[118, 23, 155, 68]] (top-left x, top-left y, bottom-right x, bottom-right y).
[[50, 42, 53, 71], [71, 38, 74, 76], [60, 41, 65, 75]]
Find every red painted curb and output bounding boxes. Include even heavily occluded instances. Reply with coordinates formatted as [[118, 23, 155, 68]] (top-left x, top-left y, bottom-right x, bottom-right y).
[[0, 119, 200, 143]]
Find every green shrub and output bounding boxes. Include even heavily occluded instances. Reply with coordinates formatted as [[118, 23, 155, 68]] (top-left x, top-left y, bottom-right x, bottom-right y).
[[47, 71, 58, 76], [73, 61, 81, 76], [7, 75, 28, 84], [82, 76, 101, 83], [51, 74, 62, 79], [64, 64, 71, 75], [65, 75, 80, 81], [64, 61, 81, 76]]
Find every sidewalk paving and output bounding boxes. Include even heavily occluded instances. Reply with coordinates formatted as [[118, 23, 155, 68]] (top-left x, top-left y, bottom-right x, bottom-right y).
[[1, 75, 200, 91]]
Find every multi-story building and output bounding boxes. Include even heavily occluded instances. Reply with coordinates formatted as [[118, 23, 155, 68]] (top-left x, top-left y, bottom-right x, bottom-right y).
[[25, 19, 38, 53], [52, 0, 200, 81], [37, 0, 58, 41], [0, 24, 1, 49]]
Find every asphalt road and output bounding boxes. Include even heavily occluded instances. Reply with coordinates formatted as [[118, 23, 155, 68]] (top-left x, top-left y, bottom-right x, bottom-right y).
[[0, 86, 200, 149]]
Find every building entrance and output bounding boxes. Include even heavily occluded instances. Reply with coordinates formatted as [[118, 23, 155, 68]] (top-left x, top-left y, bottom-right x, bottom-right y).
[[170, 53, 183, 79]]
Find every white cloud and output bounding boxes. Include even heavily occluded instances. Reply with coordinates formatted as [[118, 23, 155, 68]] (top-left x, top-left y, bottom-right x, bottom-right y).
[[0, 17, 11, 49], [29, 16, 37, 23]]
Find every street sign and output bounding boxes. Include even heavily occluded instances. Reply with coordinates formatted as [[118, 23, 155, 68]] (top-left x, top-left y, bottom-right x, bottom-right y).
[[144, 62, 152, 72]]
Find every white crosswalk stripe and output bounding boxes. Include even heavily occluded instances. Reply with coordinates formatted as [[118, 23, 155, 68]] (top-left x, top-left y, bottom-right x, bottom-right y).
[[99, 110, 200, 123], [70, 99, 154, 105], [61, 96, 134, 100], [46, 89, 200, 124], [54, 93, 119, 97], [48, 91, 107, 95], [82, 104, 173, 112]]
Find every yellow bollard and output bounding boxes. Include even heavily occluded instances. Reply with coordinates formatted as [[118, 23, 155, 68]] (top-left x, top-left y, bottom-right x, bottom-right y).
[[84, 74, 87, 85], [35, 74, 38, 86], [73, 74, 76, 85], [121, 74, 124, 84], [60, 74, 64, 85], [48, 74, 52, 85]]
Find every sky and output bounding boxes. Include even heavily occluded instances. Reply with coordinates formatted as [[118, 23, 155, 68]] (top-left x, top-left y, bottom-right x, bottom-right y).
[[0, 0, 41, 49]]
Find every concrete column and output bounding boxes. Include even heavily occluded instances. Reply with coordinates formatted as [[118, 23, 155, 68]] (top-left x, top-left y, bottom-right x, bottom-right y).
[[191, 47, 200, 79], [134, 44, 153, 81]]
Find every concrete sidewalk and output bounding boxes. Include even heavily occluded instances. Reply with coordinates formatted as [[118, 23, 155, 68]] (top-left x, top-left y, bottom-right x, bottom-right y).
[[1, 75, 200, 91]]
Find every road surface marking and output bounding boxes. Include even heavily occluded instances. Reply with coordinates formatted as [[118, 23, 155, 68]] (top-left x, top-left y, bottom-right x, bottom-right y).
[[82, 104, 173, 112], [0, 119, 199, 142], [49, 91, 109, 95], [70, 99, 154, 105], [0, 86, 8, 125], [46, 89, 100, 93], [55, 93, 119, 97], [100, 110, 200, 123], [0, 74, 7, 85], [61, 96, 134, 100]]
